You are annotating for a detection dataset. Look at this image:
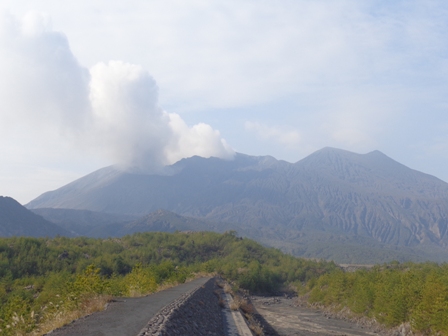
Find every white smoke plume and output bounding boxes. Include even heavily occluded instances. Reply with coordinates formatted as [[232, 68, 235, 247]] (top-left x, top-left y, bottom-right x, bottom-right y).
[[0, 11, 90, 130], [0, 11, 234, 173]]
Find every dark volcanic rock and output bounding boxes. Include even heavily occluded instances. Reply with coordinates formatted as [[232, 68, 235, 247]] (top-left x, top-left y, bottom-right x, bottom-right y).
[[139, 278, 224, 336]]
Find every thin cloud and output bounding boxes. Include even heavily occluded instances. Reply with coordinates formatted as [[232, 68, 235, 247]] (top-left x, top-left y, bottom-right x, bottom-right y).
[[245, 121, 301, 147]]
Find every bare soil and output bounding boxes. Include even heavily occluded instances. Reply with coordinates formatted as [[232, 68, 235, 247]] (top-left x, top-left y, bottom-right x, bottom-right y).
[[251, 296, 382, 336]]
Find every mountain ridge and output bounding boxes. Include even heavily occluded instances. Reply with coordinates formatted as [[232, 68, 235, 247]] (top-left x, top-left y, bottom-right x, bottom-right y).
[[25, 148, 448, 262], [0, 196, 71, 237]]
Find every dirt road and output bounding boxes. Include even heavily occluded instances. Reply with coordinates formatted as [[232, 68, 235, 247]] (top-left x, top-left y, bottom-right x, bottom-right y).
[[47, 277, 210, 336], [252, 296, 380, 336]]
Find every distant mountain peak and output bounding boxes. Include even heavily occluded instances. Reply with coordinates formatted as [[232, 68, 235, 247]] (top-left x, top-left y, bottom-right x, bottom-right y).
[[366, 149, 384, 155], [298, 147, 400, 169], [303, 147, 387, 159], [316, 146, 352, 153], [23, 147, 448, 263]]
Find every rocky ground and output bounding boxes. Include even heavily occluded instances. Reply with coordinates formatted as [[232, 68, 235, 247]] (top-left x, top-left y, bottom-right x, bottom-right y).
[[251, 296, 383, 336]]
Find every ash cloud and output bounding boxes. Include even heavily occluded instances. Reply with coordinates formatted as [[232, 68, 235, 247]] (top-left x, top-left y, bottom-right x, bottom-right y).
[[0, 11, 234, 172]]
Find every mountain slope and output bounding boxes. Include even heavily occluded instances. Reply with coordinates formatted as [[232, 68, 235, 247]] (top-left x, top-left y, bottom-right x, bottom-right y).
[[112, 209, 235, 237], [0, 196, 71, 237], [31, 208, 138, 236], [286, 148, 448, 246], [26, 154, 292, 217], [26, 148, 448, 262], [32, 208, 236, 238]]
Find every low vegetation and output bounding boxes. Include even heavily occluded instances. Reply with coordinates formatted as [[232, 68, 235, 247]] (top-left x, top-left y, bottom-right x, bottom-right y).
[[305, 261, 448, 335], [2, 231, 447, 335], [0, 231, 335, 335]]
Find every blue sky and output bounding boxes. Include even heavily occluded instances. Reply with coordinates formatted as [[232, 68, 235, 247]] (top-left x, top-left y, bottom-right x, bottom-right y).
[[1, 0, 448, 203]]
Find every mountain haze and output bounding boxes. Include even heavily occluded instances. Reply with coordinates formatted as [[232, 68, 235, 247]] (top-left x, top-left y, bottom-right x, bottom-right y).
[[31, 208, 138, 237], [0, 196, 71, 237], [32, 208, 234, 238], [26, 148, 448, 262]]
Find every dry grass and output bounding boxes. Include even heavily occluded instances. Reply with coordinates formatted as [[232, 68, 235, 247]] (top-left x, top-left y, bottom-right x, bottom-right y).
[[185, 271, 216, 282], [214, 279, 265, 335], [155, 281, 179, 292], [242, 301, 264, 336], [229, 299, 240, 311], [223, 283, 232, 294], [239, 300, 255, 314], [248, 318, 264, 336], [128, 289, 143, 297], [231, 296, 264, 335], [230, 296, 247, 311], [33, 295, 111, 336], [216, 279, 225, 288]]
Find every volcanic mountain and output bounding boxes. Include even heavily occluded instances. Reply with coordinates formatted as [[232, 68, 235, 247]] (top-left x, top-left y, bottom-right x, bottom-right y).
[[26, 148, 448, 263], [0, 196, 71, 237]]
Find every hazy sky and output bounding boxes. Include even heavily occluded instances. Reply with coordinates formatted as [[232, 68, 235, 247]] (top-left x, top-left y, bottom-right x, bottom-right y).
[[1, 0, 448, 204]]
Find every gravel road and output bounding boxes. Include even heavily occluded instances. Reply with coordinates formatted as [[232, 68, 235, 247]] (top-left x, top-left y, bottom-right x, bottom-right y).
[[47, 277, 210, 336]]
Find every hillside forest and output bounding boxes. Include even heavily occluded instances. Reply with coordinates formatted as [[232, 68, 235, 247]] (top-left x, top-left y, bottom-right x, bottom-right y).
[[0, 231, 447, 335]]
